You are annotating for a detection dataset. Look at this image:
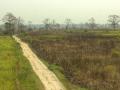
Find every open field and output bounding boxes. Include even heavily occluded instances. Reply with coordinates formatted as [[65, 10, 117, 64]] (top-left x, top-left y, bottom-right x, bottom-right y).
[[0, 36, 45, 90], [20, 30, 120, 90], [0, 0, 120, 89]]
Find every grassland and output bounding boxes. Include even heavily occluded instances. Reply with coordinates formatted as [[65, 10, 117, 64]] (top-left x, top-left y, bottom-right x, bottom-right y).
[[0, 36, 45, 90], [20, 30, 120, 90]]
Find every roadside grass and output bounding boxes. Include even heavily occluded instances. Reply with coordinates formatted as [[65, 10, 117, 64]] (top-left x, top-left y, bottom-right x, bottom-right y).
[[27, 42, 87, 90], [0, 36, 45, 90], [40, 59, 87, 90], [20, 33, 87, 90]]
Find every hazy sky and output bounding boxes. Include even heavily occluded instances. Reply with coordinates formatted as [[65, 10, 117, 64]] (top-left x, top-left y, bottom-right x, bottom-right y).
[[0, 0, 120, 24]]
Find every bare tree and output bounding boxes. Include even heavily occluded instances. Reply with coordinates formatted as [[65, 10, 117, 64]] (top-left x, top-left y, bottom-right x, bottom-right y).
[[43, 18, 50, 30], [51, 19, 56, 25], [56, 23, 60, 30], [65, 18, 72, 30], [50, 19, 60, 30], [88, 17, 96, 29], [108, 15, 120, 30], [16, 17, 25, 33], [50, 19, 56, 30], [2, 13, 17, 35], [28, 21, 33, 31]]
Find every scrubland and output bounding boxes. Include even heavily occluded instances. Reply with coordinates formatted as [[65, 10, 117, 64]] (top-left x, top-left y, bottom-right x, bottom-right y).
[[20, 30, 120, 90]]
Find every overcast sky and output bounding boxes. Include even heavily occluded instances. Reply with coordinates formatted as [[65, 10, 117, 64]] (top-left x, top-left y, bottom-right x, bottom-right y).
[[0, 0, 120, 24]]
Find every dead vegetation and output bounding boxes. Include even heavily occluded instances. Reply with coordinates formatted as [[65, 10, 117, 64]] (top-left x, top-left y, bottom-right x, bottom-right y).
[[20, 31, 120, 90]]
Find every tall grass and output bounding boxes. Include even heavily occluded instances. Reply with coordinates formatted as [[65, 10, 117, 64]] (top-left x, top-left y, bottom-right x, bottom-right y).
[[20, 30, 120, 90]]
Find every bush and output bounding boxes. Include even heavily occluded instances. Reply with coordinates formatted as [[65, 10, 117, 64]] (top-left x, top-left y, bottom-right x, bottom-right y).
[[102, 65, 117, 80], [112, 50, 120, 58]]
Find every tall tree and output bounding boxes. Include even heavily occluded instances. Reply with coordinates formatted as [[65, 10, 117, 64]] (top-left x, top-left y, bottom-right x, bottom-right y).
[[65, 18, 72, 30], [28, 21, 33, 31], [2, 13, 17, 35], [108, 15, 120, 30], [43, 18, 50, 30], [88, 17, 96, 29], [16, 17, 25, 33], [50, 19, 56, 30]]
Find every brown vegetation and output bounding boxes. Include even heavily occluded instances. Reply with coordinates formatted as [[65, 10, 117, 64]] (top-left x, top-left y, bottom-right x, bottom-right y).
[[20, 31, 120, 90]]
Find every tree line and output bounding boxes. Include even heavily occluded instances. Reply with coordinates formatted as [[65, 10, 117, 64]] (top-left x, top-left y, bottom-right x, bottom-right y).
[[0, 12, 120, 35]]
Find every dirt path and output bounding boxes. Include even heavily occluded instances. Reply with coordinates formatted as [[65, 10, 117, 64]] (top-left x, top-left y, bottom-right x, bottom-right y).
[[13, 36, 66, 90]]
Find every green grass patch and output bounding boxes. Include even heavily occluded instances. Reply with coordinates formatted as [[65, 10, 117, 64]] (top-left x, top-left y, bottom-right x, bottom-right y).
[[0, 36, 45, 90]]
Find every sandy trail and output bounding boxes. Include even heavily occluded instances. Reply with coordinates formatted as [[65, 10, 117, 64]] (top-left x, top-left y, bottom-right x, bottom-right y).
[[13, 36, 66, 90]]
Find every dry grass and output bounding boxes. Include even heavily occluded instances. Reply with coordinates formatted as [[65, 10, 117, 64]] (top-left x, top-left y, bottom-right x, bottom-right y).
[[20, 30, 120, 90]]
